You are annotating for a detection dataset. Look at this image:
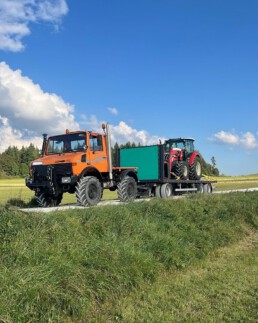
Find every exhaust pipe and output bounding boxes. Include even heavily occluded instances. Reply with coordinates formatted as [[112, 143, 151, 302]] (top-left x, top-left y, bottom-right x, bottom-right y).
[[105, 123, 114, 184], [41, 133, 48, 156]]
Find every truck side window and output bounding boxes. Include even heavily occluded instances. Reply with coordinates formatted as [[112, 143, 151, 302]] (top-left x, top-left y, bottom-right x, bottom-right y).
[[90, 135, 103, 151]]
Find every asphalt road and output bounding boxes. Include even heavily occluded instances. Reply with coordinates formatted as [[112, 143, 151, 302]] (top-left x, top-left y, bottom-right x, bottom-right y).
[[20, 187, 258, 213]]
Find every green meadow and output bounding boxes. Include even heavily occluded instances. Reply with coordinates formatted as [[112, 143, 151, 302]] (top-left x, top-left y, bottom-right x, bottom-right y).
[[0, 192, 257, 321]]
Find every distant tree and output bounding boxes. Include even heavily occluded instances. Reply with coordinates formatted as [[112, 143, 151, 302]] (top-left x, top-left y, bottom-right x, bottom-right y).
[[211, 156, 216, 169], [0, 154, 19, 176]]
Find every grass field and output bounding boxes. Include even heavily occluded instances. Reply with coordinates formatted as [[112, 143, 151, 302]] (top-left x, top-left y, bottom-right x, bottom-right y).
[[1, 175, 258, 205], [0, 178, 117, 205], [0, 193, 257, 321]]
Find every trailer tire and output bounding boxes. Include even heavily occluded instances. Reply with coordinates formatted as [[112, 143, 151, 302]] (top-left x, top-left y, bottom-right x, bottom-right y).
[[189, 156, 202, 180], [203, 183, 212, 194], [36, 192, 63, 207], [155, 185, 161, 198], [76, 176, 102, 206], [160, 183, 173, 198], [117, 176, 137, 202], [197, 183, 204, 193]]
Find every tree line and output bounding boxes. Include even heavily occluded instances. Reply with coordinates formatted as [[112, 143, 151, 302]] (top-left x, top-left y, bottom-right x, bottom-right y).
[[0, 145, 40, 177], [0, 142, 219, 177]]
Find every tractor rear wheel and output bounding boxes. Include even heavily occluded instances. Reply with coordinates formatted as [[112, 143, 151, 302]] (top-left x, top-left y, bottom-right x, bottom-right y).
[[173, 161, 189, 180], [117, 176, 137, 202], [76, 176, 102, 206], [189, 156, 202, 180], [36, 192, 63, 207]]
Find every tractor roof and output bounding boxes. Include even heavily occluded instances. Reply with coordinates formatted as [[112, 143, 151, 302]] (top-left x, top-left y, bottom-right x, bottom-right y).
[[165, 137, 195, 142]]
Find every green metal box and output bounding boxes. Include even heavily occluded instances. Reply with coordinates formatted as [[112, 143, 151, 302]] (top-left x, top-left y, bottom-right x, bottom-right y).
[[119, 145, 160, 181]]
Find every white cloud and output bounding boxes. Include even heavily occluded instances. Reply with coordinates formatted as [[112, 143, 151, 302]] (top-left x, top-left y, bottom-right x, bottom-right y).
[[0, 116, 42, 152], [211, 130, 258, 149], [0, 63, 164, 152], [0, 61, 79, 152], [80, 115, 165, 146], [107, 107, 118, 115], [0, 0, 68, 52]]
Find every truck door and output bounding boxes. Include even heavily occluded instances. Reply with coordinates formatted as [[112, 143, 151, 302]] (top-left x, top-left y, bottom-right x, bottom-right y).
[[88, 133, 108, 172]]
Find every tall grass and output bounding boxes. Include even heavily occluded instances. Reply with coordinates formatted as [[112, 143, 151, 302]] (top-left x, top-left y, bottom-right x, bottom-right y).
[[0, 192, 257, 321]]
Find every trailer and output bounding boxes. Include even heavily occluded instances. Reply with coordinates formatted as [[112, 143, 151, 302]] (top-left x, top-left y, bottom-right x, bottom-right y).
[[119, 144, 215, 199]]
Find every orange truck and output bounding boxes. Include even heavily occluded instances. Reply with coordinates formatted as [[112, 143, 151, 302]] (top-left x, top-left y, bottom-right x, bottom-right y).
[[26, 124, 138, 207]]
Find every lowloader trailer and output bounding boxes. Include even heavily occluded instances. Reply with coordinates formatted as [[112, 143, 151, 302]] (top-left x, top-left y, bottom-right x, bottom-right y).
[[118, 144, 215, 199]]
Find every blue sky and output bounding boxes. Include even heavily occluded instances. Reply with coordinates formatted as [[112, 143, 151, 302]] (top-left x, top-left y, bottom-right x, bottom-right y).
[[0, 0, 258, 176]]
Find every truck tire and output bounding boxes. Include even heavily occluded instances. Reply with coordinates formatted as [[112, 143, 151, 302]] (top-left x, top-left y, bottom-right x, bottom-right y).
[[117, 176, 137, 202], [189, 156, 202, 180], [76, 176, 102, 206], [203, 183, 212, 194], [36, 192, 63, 207], [160, 183, 173, 198]]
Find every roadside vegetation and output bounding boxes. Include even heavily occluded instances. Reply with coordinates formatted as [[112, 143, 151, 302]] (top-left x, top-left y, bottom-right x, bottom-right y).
[[0, 192, 257, 321]]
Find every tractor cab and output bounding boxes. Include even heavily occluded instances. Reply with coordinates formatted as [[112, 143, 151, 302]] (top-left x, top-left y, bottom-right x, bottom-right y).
[[164, 138, 195, 155]]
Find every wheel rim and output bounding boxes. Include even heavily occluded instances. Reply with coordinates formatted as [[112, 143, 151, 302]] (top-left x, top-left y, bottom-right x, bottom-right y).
[[196, 162, 201, 176], [127, 183, 135, 197], [165, 185, 171, 196], [88, 183, 98, 199]]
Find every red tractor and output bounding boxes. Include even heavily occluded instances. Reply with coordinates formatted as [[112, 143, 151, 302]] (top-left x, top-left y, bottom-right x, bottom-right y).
[[164, 138, 202, 180]]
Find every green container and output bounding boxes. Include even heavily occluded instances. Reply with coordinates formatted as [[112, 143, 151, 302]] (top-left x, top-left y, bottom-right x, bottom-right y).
[[120, 145, 160, 181]]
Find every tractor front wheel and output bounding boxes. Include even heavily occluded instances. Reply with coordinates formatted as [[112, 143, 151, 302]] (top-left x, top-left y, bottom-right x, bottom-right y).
[[117, 176, 137, 202], [76, 176, 102, 206]]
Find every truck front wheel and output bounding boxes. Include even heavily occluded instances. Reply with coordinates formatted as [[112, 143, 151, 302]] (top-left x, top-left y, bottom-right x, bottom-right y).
[[36, 192, 63, 207], [117, 176, 137, 202], [76, 176, 102, 206]]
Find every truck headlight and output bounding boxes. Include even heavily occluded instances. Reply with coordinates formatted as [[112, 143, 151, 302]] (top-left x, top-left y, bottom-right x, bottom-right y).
[[32, 161, 43, 166], [62, 177, 71, 183]]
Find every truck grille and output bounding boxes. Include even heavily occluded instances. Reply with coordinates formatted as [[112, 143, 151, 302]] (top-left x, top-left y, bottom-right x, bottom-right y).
[[32, 163, 72, 183]]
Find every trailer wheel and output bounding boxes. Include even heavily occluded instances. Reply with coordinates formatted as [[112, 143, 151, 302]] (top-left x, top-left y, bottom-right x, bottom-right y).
[[197, 183, 204, 193], [36, 192, 63, 207], [160, 183, 173, 198], [76, 176, 102, 206], [203, 183, 212, 194], [189, 156, 202, 180], [155, 185, 161, 198], [117, 176, 137, 202]]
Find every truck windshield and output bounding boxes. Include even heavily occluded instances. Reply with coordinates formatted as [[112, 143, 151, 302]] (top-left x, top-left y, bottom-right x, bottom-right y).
[[47, 133, 86, 154]]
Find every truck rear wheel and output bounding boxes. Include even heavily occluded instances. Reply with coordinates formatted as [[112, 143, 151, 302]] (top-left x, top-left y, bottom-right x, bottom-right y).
[[76, 176, 102, 206], [117, 176, 137, 202], [36, 192, 63, 207]]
